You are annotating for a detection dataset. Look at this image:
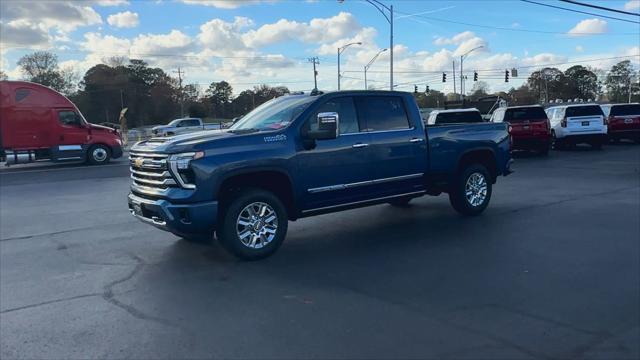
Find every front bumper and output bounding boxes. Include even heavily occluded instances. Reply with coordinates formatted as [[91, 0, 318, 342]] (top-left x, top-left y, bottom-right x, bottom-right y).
[[111, 144, 124, 159], [128, 193, 218, 237]]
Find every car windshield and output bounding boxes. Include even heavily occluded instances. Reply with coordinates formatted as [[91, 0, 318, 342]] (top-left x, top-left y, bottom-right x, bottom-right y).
[[504, 107, 547, 122], [168, 118, 190, 126], [230, 96, 316, 131], [610, 104, 640, 116], [436, 111, 483, 124]]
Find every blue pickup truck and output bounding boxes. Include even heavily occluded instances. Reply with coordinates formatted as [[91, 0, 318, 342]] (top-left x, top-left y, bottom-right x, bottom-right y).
[[128, 91, 513, 260]]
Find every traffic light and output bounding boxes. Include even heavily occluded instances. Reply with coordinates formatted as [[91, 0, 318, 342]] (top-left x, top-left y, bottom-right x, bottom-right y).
[[511, 68, 518, 77], [473, 71, 478, 81], [442, 72, 447, 82], [414, 85, 418, 94], [505, 70, 509, 83], [425, 85, 430, 93]]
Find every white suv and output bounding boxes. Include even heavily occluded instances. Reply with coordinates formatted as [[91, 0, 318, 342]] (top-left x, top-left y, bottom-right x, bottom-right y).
[[545, 104, 607, 149]]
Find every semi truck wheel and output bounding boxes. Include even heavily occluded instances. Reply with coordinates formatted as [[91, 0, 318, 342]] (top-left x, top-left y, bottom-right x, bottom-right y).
[[217, 188, 288, 260], [449, 164, 492, 216], [87, 144, 111, 165]]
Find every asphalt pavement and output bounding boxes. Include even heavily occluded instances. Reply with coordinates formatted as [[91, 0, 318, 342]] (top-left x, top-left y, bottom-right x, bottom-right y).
[[1, 144, 639, 359]]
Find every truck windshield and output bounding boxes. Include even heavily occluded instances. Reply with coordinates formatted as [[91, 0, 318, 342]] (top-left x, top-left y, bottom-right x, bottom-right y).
[[230, 96, 316, 131]]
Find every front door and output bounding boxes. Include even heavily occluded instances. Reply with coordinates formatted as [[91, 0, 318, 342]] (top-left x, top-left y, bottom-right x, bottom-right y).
[[355, 96, 427, 196], [296, 96, 374, 211], [55, 109, 89, 160]]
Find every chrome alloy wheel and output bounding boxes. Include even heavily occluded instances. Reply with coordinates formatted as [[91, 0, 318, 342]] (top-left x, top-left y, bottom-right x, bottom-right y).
[[92, 147, 108, 162], [465, 172, 488, 207], [236, 202, 278, 249]]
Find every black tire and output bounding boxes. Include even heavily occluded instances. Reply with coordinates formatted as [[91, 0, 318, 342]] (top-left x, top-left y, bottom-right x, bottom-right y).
[[388, 197, 412, 207], [87, 144, 111, 165], [551, 131, 564, 150], [217, 188, 288, 260], [449, 164, 492, 216]]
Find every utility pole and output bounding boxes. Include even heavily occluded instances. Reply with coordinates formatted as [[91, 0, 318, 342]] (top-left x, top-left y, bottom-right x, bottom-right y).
[[173, 67, 185, 117], [308, 57, 320, 91], [452, 60, 457, 96]]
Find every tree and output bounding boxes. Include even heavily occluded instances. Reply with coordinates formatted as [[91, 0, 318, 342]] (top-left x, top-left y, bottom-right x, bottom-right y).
[[527, 67, 570, 103], [564, 65, 599, 101], [0, 70, 7, 81], [605, 60, 636, 103], [468, 81, 490, 100], [206, 81, 234, 118], [508, 85, 538, 105], [17, 51, 74, 94]]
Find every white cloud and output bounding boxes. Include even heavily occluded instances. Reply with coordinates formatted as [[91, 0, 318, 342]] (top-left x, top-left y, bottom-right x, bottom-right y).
[[181, 0, 267, 9], [131, 30, 194, 57], [433, 31, 488, 57], [197, 17, 253, 55], [0, 21, 50, 48], [624, 0, 640, 11], [568, 19, 608, 36], [243, 12, 360, 48], [107, 11, 139, 28], [433, 31, 475, 46], [92, 0, 130, 5], [576, 45, 584, 52]]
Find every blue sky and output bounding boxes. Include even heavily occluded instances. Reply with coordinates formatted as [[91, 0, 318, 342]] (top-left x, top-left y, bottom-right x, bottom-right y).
[[1, 0, 639, 94]]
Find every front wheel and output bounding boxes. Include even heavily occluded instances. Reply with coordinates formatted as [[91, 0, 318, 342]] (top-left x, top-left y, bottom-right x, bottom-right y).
[[449, 164, 492, 216], [87, 144, 111, 165], [217, 188, 288, 260]]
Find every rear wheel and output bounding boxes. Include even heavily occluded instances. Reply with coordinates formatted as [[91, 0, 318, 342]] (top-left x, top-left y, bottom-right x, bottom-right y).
[[449, 164, 492, 216], [87, 144, 111, 165], [551, 131, 564, 150], [217, 188, 288, 260]]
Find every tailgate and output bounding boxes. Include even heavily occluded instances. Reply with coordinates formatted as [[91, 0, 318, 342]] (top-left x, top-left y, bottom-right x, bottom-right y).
[[509, 119, 548, 137], [609, 116, 640, 131], [566, 115, 604, 133]]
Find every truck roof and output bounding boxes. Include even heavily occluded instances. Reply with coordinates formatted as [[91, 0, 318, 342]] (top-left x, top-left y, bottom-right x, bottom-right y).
[[0, 80, 75, 108]]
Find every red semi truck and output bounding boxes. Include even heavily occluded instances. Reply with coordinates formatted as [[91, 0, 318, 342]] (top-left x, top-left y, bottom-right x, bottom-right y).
[[0, 81, 123, 165]]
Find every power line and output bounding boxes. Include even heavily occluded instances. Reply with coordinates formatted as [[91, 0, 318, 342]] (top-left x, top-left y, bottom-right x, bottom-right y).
[[394, 9, 638, 36], [559, 0, 640, 17], [520, 0, 640, 24]]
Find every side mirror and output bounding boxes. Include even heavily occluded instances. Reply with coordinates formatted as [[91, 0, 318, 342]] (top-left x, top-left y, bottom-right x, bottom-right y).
[[307, 112, 339, 140]]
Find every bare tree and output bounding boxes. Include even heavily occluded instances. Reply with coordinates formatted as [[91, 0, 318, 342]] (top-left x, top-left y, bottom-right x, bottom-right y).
[[0, 70, 7, 81], [17, 51, 74, 94]]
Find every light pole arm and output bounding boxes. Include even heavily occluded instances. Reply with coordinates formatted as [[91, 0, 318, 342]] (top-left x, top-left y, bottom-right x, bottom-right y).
[[365, 0, 391, 22]]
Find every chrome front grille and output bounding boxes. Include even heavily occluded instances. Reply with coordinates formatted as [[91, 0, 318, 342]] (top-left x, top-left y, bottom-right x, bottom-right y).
[[129, 151, 176, 190]]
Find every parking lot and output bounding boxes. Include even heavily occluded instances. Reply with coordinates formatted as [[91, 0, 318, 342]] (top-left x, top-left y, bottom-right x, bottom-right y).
[[1, 144, 639, 359]]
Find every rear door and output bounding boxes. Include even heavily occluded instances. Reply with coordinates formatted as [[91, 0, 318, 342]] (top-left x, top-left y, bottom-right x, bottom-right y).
[[565, 105, 605, 134], [356, 95, 427, 197]]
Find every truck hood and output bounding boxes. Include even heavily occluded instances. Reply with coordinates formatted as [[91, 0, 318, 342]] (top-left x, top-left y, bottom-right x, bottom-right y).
[[133, 129, 235, 153], [88, 123, 118, 134]]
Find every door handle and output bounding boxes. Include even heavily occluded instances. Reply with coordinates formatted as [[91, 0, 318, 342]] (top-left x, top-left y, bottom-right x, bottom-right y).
[[352, 143, 369, 148], [409, 138, 424, 143]]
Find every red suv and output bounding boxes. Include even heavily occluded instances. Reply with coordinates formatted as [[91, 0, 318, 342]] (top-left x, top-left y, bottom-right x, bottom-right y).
[[490, 105, 551, 155], [601, 103, 640, 143]]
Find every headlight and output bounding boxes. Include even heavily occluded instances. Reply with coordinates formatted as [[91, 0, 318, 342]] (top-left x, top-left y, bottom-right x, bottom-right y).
[[168, 151, 204, 189]]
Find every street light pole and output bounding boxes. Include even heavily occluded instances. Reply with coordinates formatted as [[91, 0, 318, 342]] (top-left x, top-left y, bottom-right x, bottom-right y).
[[339, 0, 393, 90], [364, 48, 388, 90], [337, 42, 362, 91], [459, 45, 484, 99]]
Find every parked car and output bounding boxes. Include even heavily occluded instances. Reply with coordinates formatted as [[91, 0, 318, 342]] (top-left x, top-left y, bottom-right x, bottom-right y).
[[491, 105, 551, 155], [151, 118, 221, 137], [426, 108, 484, 126], [600, 103, 640, 143], [0, 81, 123, 165], [128, 91, 512, 260], [545, 104, 607, 149]]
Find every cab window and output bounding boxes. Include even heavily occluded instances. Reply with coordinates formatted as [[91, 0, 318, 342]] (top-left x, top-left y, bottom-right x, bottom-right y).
[[308, 97, 361, 134], [355, 96, 410, 131], [58, 110, 83, 127]]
